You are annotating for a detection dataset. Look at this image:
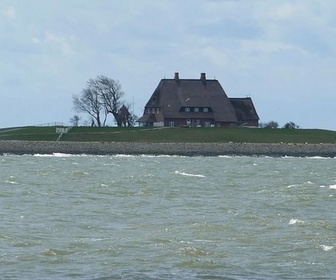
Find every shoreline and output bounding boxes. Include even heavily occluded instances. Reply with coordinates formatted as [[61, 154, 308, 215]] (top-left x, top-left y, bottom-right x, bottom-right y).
[[1, 140, 336, 157]]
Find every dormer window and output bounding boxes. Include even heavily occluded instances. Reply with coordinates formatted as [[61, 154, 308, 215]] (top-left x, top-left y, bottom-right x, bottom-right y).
[[180, 106, 212, 113]]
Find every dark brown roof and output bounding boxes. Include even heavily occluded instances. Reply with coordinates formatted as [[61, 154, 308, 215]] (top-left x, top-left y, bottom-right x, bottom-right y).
[[118, 105, 130, 116], [144, 78, 238, 123], [229, 98, 259, 121], [137, 114, 159, 123]]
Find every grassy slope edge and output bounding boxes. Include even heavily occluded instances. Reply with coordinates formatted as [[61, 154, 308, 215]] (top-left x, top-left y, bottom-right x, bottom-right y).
[[0, 126, 336, 144]]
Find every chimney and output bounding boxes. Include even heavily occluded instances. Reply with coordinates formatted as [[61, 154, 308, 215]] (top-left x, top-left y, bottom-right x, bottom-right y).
[[174, 72, 179, 80], [200, 73, 206, 81]]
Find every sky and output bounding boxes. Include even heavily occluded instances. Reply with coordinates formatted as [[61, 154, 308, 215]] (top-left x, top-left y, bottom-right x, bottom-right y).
[[1, 0, 336, 130]]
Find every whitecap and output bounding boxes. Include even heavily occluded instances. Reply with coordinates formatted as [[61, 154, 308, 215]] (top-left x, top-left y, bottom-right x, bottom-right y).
[[114, 154, 136, 158], [174, 171, 205, 178], [308, 156, 331, 159], [329, 185, 336, 190], [142, 154, 184, 158], [5, 180, 18, 185], [289, 219, 304, 225], [34, 153, 74, 157], [113, 154, 185, 158], [53, 153, 74, 157], [321, 245, 334, 251]]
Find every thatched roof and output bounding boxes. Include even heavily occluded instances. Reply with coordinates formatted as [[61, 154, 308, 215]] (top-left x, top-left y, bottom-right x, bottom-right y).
[[229, 97, 259, 122], [138, 113, 161, 123]]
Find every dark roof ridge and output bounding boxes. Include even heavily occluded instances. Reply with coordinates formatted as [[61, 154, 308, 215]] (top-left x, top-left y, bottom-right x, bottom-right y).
[[161, 78, 218, 81], [229, 97, 253, 100]]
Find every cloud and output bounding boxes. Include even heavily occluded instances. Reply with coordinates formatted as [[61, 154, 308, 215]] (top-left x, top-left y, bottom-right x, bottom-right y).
[[254, 1, 336, 56], [32, 31, 74, 56], [1, 6, 16, 18]]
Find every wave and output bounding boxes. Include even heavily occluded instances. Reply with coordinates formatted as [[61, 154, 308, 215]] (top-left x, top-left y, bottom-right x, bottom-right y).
[[113, 154, 185, 158], [33, 153, 76, 157], [321, 245, 334, 251], [289, 218, 305, 225], [31, 153, 188, 159], [283, 155, 335, 159], [308, 156, 334, 159], [41, 248, 75, 256], [287, 184, 299, 188], [5, 180, 18, 185], [174, 170, 205, 178], [218, 155, 234, 158]]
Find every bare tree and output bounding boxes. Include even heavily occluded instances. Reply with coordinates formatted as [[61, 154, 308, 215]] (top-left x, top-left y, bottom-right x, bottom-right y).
[[90, 76, 124, 127], [73, 87, 103, 127], [69, 115, 81, 126], [73, 75, 127, 127]]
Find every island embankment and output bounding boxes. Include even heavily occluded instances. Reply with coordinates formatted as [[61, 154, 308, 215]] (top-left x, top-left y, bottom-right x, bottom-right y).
[[1, 140, 336, 157]]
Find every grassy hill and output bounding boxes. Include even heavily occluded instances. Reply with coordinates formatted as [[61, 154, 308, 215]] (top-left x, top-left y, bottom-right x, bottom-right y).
[[0, 126, 336, 143]]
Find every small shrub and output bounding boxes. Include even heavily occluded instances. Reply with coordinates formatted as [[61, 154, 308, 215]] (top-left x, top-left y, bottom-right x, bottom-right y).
[[283, 122, 300, 129]]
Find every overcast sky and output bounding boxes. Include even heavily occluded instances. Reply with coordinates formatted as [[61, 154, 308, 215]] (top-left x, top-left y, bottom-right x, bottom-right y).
[[1, 0, 335, 130]]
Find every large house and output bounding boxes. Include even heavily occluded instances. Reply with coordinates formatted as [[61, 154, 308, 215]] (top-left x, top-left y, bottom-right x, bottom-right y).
[[138, 73, 259, 127]]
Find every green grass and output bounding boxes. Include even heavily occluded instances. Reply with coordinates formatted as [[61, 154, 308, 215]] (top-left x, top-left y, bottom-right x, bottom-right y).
[[0, 126, 59, 141], [1, 126, 336, 143]]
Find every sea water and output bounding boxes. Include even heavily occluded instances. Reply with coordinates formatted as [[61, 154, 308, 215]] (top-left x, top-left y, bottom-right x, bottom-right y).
[[1, 154, 336, 279]]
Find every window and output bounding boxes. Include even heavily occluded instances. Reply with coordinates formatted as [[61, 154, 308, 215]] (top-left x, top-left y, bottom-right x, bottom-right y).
[[185, 107, 190, 112], [194, 107, 199, 112], [151, 108, 155, 114], [169, 121, 175, 127], [203, 107, 208, 113]]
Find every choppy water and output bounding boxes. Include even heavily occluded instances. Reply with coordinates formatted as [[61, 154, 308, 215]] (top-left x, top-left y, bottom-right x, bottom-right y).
[[1, 154, 336, 279]]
